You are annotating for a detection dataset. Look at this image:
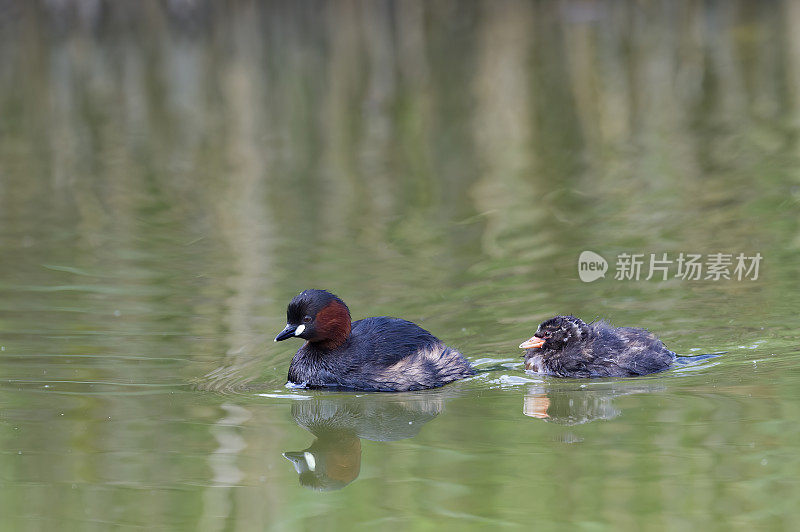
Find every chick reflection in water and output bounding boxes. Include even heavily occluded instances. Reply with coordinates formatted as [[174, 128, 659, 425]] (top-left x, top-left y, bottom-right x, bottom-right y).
[[523, 381, 665, 425], [283, 394, 443, 490]]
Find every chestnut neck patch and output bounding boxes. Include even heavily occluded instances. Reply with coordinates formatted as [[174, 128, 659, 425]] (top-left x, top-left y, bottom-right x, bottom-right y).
[[313, 300, 352, 349]]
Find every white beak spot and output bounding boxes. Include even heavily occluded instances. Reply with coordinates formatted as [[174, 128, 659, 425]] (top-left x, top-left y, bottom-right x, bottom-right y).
[[303, 451, 316, 471], [295, 324, 305, 336]]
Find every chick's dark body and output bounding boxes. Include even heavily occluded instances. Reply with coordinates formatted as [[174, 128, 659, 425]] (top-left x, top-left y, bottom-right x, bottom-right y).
[[524, 319, 675, 378]]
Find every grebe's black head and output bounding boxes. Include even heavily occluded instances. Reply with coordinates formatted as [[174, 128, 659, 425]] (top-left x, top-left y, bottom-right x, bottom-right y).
[[283, 432, 361, 491], [519, 315, 590, 351], [274, 289, 352, 349]]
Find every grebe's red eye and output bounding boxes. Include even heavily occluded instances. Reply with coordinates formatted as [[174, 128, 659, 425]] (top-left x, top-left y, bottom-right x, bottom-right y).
[[302, 315, 312, 324]]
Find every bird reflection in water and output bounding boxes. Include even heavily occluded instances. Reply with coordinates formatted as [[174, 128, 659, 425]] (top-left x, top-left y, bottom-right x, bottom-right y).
[[523, 381, 666, 425], [283, 393, 445, 490]]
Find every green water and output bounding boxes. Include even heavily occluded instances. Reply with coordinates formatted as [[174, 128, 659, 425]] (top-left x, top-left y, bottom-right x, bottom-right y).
[[2, 1, 800, 530]]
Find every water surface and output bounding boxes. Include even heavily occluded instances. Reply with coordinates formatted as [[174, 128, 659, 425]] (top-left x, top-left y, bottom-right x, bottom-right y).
[[1, 1, 799, 530]]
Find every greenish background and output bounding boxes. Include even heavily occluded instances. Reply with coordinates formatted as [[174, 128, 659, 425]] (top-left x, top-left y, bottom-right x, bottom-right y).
[[1, 1, 799, 530]]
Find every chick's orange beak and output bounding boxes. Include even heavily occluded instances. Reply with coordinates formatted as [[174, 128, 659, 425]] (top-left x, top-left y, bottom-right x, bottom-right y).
[[519, 336, 545, 349]]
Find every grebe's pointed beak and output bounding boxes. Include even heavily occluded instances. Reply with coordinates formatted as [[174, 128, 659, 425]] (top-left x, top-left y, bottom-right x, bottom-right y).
[[274, 324, 298, 342], [519, 336, 545, 349], [283, 451, 315, 473], [523, 395, 551, 419]]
